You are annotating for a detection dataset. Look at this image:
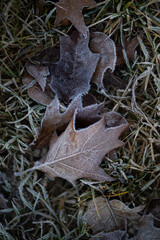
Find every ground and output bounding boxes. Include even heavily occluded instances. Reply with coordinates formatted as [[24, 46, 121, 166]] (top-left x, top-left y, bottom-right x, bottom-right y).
[[0, 0, 160, 239]]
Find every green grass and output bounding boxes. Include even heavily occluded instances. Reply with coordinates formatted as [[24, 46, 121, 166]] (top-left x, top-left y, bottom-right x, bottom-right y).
[[0, 0, 160, 239]]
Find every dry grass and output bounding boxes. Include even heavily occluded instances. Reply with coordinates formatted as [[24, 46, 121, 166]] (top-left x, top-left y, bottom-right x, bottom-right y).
[[0, 0, 160, 239]]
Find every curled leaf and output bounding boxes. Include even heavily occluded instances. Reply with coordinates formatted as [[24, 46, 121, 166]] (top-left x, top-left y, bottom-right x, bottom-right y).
[[55, 0, 96, 37], [89, 32, 116, 87], [50, 31, 100, 102]]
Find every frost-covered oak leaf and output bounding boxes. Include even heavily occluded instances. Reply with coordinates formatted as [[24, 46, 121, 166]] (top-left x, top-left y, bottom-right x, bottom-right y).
[[20, 109, 128, 186], [50, 31, 100, 103], [33, 94, 103, 149], [89, 32, 116, 87], [55, 0, 96, 37]]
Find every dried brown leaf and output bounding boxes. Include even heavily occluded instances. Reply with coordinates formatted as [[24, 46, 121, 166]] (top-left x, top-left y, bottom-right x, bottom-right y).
[[32, 94, 98, 149], [116, 34, 143, 66], [26, 63, 50, 92], [83, 197, 144, 234], [55, 0, 96, 37], [103, 69, 127, 89], [26, 109, 128, 185], [89, 32, 116, 87], [23, 73, 53, 105], [28, 83, 53, 106], [82, 93, 97, 107], [22, 47, 60, 105], [49, 31, 100, 103], [103, 111, 127, 128], [22, 71, 34, 86]]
